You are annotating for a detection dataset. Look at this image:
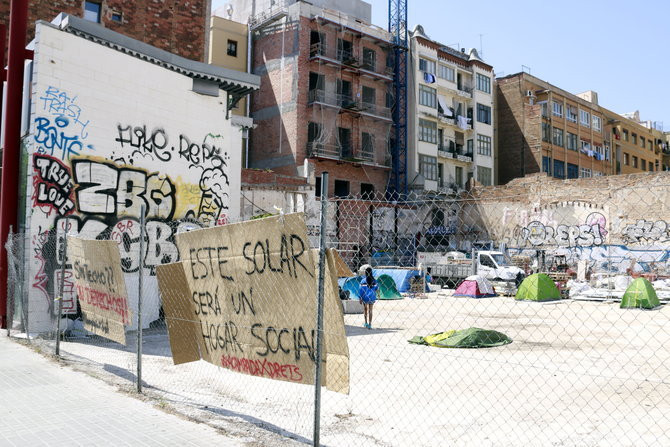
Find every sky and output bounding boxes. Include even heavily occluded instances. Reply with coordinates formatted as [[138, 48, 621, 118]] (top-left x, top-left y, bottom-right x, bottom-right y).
[[212, 0, 670, 129]]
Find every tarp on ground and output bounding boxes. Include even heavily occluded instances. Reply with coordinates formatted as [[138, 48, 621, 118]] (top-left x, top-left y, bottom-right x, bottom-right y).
[[515, 273, 561, 302], [372, 268, 424, 293], [621, 277, 660, 309], [408, 327, 512, 348], [377, 274, 403, 300], [454, 275, 496, 298]]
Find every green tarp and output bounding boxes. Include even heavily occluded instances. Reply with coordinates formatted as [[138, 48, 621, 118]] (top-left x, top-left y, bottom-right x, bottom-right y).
[[621, 278, 660, 309], [408, 327, 512, 348], [515, 273, 560, 302], [377, 274, 403, 300]]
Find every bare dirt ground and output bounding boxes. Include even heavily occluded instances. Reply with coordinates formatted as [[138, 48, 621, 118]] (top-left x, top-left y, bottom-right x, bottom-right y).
[[37, 293, 670, 446]]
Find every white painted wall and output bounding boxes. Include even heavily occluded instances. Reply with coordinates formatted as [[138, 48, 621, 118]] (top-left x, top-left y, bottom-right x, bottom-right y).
[[24, 22, 244, 332]]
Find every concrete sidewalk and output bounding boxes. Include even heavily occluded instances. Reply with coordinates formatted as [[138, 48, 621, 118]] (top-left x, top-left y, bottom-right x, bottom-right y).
[[0, 334, 247, 446]]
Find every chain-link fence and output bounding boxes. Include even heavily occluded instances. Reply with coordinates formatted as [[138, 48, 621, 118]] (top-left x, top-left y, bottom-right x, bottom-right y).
[[6, 178, 670, 446]]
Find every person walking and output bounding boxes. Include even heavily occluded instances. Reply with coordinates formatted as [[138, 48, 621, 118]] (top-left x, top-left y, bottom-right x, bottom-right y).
[[359, 267, 378, 329]]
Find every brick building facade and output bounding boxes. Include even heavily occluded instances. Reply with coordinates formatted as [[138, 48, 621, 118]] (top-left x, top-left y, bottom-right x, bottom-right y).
[[243, 1, 393, 197], [1, 0, 211, 62], [496, 73, 609, 185]]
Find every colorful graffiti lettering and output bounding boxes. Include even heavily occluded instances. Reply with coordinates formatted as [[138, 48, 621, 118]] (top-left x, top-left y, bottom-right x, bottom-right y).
[[32, 154, 75, 217]]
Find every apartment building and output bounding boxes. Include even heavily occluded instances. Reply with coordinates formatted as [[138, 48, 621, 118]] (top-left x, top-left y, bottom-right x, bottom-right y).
[[603, 109, 663, 175], [408, 26, 495, 193], [1, 0, 212, 62], [225, 0, 392, 198], [496, 73, 610, 184]]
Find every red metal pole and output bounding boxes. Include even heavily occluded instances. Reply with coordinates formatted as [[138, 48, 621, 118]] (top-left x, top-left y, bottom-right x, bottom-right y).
[[0, 0, 29, 329]]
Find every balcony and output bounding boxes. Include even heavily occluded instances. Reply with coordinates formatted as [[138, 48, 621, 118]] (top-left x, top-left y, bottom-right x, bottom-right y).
[[249, 0, 288, 29], [438, 113, 472, 131], [437, 143, 472, 163], [360, 101, 392, 122], [456, 84, 473, 98], [307, 142, 388, 167], [307, 90, 363, 112], [308, 44, 392, 82]]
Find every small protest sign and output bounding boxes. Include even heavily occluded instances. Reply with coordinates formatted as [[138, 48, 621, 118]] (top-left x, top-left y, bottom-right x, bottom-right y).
[[68, 237, 131, 345]]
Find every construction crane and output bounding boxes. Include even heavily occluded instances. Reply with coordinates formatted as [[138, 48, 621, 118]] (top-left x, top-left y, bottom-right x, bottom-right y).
[[388, 0, 408, 198]]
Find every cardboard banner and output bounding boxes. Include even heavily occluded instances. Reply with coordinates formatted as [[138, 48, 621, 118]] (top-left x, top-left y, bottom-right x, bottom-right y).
[[157, 213, 350, 393], [68, 237, 131, 345]]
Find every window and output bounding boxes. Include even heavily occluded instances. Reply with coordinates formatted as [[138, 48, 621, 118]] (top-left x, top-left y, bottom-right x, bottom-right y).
[[594, 171, 603, 176], [362, 86, 376, 106], [641, 136, 646, 148], [455, 166, 463, 186], [362, 48, 376, 71], [552, 127, 564, 147], [309, 72, 325, 92], [310, 31, 326, 55], [632, 133, 637, 145], [581, 140, 591, 152], [580, 167, 592, 178], [362, 132, 375, 155], [542, 156, 551, 174], [567, 105, 577, 123], [567, 132, 577, 150], [84, 1, 101, 22], [334, 180, 350, 197], [438, 64, 455, 81], [361, 183, 375, 199], [477, 134, 492, 156], [648, 140, 653, 151], [477, 166, 492, 186], [649, 163, 654, 172], [419, 85, 437, 108], [337, 39, 353, 61], [632, 156, 638, 168], [623, 152, 629, 165], [476, 73, 491, 93], [567, 163, 578, 179], [580, 109, 590, 127], [553, 160, 565, 179], [419, 58, 436, 74], [315, 176, 322, 197], [419, 119, 438, 143], [467, 139, 473, 155], [605, 145, 610, 161], [540, 101, 548, 118], [227, 40, 238, 57], [419, 155, 438, 180], [641, 159, 646, 170], [307, 122, 322, 143], [542, 123, 551, 142], [111, 12, 122, 22], [552, 101, 563, 117], [338, 127, 352, 157], [623, 129, 629, 141], [476, 104, 491, 125], [592, 115, 601, 132]]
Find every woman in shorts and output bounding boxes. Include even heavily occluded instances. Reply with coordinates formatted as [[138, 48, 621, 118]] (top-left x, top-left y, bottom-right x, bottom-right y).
[[359, 267, 378, 329]]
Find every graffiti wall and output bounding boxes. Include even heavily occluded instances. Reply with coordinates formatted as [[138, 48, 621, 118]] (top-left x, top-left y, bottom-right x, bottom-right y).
[[24, 23, 244, 331]]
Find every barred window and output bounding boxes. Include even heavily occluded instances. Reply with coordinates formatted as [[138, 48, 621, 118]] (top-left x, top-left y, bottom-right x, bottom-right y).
[[477, 166, 492, 185]]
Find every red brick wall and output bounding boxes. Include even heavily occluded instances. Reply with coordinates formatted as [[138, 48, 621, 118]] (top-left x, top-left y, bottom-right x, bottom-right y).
[[0, 0, 209, 62], [249, 14, 392, 193]]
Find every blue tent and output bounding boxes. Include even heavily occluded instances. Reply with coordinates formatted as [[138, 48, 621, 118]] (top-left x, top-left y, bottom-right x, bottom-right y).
[[338, 276, 363, 299], [372, 268, 424, 293]]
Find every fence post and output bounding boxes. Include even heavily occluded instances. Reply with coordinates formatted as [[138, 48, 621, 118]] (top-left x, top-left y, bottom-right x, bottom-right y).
[[55, 224, 68, 356], [137, 204, 146, 393], [471, 248, 477, 276], [5, 227, 12, 337], [313, 171, 329, 447]]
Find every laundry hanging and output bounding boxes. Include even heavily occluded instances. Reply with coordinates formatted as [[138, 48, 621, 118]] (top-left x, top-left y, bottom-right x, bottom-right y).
[[423, 72, 436, 83]]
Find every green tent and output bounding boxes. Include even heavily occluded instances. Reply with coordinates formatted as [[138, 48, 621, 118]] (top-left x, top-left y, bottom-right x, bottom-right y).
[[515, 273, 560, 302], [377, 274, 403, 300], [408, 327, 512, 348], [621, 278, 660, 309]]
